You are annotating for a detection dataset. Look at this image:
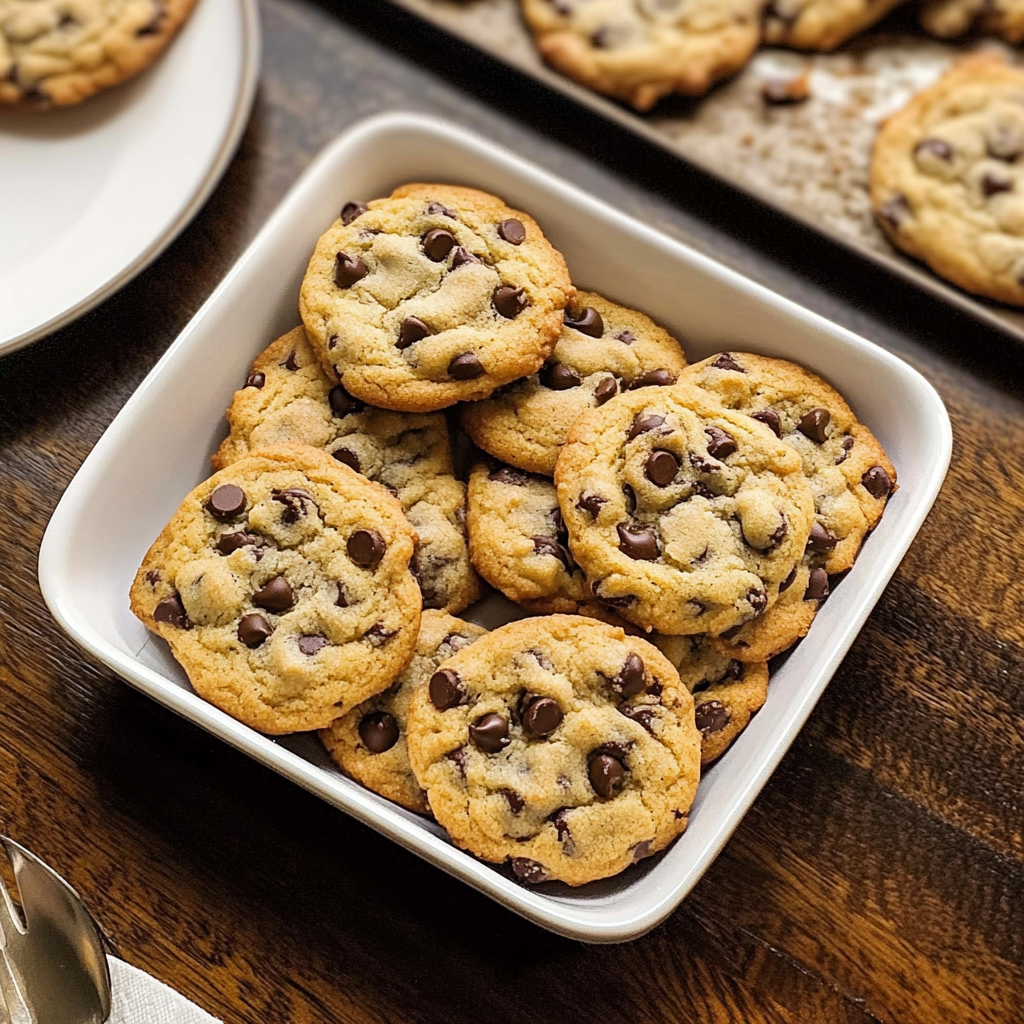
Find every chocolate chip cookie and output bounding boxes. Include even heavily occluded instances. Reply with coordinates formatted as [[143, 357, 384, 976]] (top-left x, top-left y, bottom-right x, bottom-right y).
[[920, 0, 1024, 42], [467, 461, 594, 614], [213, 327, 483, 614], [0, 0, 198, 106], [405, 615, 701, 886], [520, 0, 763, 111], [555, 382, 815, 636], [681, 351, 894, 659], [763, 0, 906, 50], [299, 184, 574, 413], [461, 292, 687, 476], [321, 610, 488, 814], [130, 444, 421, 734], [871, 55, 1024, 306]]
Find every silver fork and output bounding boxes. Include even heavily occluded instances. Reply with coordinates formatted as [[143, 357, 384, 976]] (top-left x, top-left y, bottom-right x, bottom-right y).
[[0, 836, 111, 1024]]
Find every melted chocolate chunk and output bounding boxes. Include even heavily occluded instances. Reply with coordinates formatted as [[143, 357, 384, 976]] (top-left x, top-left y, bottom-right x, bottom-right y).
[[154, 594, 189, 629], [280, 350, 299, 371], [588, 753, 625, 798], [449, 353, 485, 380], [348, 529, 386, 568], [593, 376, 618, 406], [695, 700, 730, 736], [645, 449, 679, 487], [564, 306, 604, 337], [751, 408, 781, 437], [617, 523, 658, 560], [628, 413, 665, 440], [493, 285, 528, 319], [359, 711, 399, 753], [862, 465, 893, 499], [611, 653, 646, 697], [630, 369, 676, 389], [272, 488, 313, 524], [489, 465, 529, 486], [806, 521, 838, 553], [512, 858, 548, 884], [450, 246, 482, 268], [245, 372, 265, 389], [332, 447, 361, 472], [217, 531, 258, 555], [577, 492, 606, 516], [341, 201, 369, 225], [836, 435, 855, 465], [423, 228, 457, 261], [540, 362, 582, 390], [207, 484, 246, 522], [498, 219, 526, 245], [798, 408, 830, 443], [503, 789, 526, 813], [805, 567, 829, 600], [429, 669, 463, 710], [711, 353, 744, 372], [237, 614, 272, 648], [253, 575, 293, 613], [397, 317, 430, 348], [329, 384, 362, 417], [470, 713, 510, 753], [335, 582, 349, 608], [522, 696, 563, 738], [298, 633, 328, 656], [705, 426, 737, 459], [334, 252, 368, 288], [364, 623, 396, 647]]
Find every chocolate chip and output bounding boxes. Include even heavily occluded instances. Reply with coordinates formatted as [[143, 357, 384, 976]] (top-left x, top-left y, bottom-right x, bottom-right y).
[[217, 531, 257, 555], [359, 711, 398, 753], [779, 566, 797, 592], [470, 713, 510, 753], [360, 622, 391, 647], [592, 582, 636, 608], [879, 193, 911, 230], [503, 789, 526, 813], [628, 413, 665, 440], [588, 753, 625, 798], [645, 449, 679, 487], [448, 352, 485, 380], [770, 516, 788, 546], [612, 653, 646, 697], [245, 372, 265, 389], [751, 408, 781, 437], [253, 575, 294, 613], [238, 614, 272, 648], [532, 536, 572, 571], [540, 362, 582, 390], [613, 331, 633, 346], [618, 523, 658, 561], [512, 858, 548, 883], [328, 334, 339, 349], [450, 246, 482, 268], [207, 484, 246, 521], [498, 218, 526, 244], [594, 376, 618, 406], [862, 465, 893, 499], [426, 201, 456, 218], [576, 493, 606, 516], [914, 138, 953, 162], [748, 588, 768, 616], [983, 172, 1015, 197], [805, 567, 829, 600], [429, 668, 463, 710], [549, 808, 574, 852], [332, 447, 361, 472], [564, 306, 604, 337], [423, 228, 457, 261], [348, 529, 386, 568], [298, 633, 327, 656], [397, 317, 430, 349], [280, 350, 299, 371], [836, 435, 855, 464], [630, 369, 676, 389], [447, 746, 468, 776], [146, 570, 161, 585], [341, 201, 369, 225], [807, 521, 838, 553], [493, 285, 528, 319], [335, 582, 349, 608], [798, 407, 830, 443], [695, 700, 731, 736], [272, 488, 313, 524], [705, 426, 737, 459], [522, 696, 563, 738], [329, 384, 362, 417], [154, 594, 188, 628], [619, 705, 656, 734], [489, 466, 528, 485], [334, 252, 368, 288], [622, 484, 636, 515]]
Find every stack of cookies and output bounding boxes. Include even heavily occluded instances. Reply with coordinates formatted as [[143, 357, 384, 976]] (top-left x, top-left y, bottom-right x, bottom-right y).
[[131, 182, 895, 886]]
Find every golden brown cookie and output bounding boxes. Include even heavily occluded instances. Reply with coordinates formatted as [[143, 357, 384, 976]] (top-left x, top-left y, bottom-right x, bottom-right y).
[[762, 0, 906, 50]]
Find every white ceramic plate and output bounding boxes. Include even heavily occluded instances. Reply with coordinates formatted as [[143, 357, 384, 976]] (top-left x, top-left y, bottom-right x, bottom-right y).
[[37, 113, 952, 943], [0, 0, 260, 357]]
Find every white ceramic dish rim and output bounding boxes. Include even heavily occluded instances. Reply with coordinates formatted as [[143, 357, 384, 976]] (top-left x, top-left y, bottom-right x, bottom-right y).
[[0, 0, 261, 359], [38, 112, 952, 943]]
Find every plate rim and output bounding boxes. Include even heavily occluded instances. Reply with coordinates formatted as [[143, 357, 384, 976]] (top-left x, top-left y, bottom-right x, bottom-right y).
[[0, 0, 262, 359], [37, 111, 954, 943]]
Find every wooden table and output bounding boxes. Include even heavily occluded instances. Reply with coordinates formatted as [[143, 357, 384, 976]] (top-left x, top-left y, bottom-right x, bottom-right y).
[[2, 2, 1022, 1020]]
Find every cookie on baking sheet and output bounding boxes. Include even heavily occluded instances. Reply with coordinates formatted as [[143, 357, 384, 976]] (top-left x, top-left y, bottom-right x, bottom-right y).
[[520, 0, 763, 111], [462, 291, 687, 476], [0, 0, 198, 107], [213, 327, 484, 613], [920, 0, 1024, 42], [322, 610, 488, 814], [298, 184, 574, 413], [130, 444, 421, 735], [555, 383, 815, 636], [652, 635, 769, 764], [762, 0, 906, 50], [405, 615, 701, 886], [871, 55, 1024, 306], [466, 461, 594, 614]]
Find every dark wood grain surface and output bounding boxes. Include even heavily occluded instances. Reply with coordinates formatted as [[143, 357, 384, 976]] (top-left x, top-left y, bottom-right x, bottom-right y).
[[2, 2, 1023, 1021]]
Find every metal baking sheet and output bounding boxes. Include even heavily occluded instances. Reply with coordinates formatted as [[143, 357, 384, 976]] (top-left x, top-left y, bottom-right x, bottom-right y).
[[389, 0, 1024, 340]]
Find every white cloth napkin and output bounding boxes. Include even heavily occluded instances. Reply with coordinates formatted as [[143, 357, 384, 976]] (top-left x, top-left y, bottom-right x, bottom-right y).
[[108, 956, 220, 1024]]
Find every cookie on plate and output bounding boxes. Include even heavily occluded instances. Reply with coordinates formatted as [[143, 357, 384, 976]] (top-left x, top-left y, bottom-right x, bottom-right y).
[[520, 0, 764, 111], [0, 0, 199, 107], [322, 610, 488, 814], [919, 0, 1024, 42], [555, 383, 816, 636], [467, 461, 593, 614], [653, 635, 769, 765], [299, 184, 574, 413], [871, 55, 1024, 306], [405, 615, 702, 886], [762, 0, 906, 50], [213, 327, 483, 613], [130, 444, 421, 734], [462, 291, 687, 475]]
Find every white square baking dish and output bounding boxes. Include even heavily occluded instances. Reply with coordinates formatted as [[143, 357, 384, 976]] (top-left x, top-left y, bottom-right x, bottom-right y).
[[38, 112, 951, 943]]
